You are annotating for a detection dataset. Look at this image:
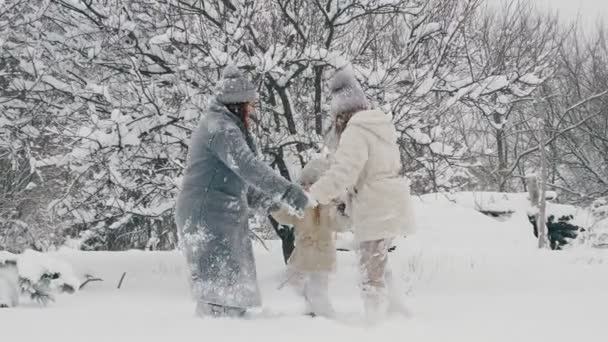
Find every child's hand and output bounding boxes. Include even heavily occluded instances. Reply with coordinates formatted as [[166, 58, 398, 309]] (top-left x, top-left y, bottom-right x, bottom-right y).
[[306, 191, 319, 208]]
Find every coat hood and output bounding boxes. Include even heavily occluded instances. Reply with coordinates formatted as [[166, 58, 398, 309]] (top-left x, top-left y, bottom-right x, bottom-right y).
[[346, 109, 397, 145]]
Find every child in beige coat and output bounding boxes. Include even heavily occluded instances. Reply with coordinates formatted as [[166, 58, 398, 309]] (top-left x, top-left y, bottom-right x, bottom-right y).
[[271, 158, 350, 318]]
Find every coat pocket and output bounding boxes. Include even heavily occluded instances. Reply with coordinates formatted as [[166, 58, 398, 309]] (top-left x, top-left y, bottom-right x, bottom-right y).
[[352, 177, 411, 226]]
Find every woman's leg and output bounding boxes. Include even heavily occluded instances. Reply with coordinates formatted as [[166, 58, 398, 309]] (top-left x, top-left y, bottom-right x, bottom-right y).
[[178, 217, 255, 318], [358, 238, 392, 320], [385, 264, 410, 316]]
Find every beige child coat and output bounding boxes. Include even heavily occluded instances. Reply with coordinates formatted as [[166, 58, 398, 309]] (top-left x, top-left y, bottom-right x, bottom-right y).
[[272, 203, 350, 273]]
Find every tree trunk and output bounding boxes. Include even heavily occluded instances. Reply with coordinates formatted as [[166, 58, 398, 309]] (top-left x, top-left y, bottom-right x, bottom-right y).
[[496, 129, 506, 192], [536, 102, 549, 249], [314, 65, 324, 135], [526, 174, 549, 248], [494, 112, 507, 192], [269, 149, 296, 263], [527, 175, 539, 208], [265, 82, 281, 132]]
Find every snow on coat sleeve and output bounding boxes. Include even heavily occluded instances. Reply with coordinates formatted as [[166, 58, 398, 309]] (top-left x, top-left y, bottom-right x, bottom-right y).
[[247, 186, 276, 212], [310, 125, 368, 205], [211, 126, 290, 199]]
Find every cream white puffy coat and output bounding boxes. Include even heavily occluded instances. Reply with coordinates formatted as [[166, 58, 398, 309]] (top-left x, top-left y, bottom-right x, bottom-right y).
[[310, 109, 415, 242]]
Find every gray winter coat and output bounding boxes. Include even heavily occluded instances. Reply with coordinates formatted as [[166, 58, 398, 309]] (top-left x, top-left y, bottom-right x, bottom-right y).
[[175, 98, 291, 308]]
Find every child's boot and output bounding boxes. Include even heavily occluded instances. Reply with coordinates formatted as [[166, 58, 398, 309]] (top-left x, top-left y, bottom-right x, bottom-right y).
[[304, 273, 335, 318]]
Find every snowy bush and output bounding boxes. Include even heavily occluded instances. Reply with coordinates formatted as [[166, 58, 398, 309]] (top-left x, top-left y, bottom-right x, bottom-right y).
[[0, 250, 80, 306], [527, 202, 594, 250], [590, 197, 608, 223], [587, 198, 608, 248]]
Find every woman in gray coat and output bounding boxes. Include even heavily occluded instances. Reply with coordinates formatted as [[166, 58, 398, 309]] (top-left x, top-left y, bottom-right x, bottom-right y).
[[175, 65, 308, 318]]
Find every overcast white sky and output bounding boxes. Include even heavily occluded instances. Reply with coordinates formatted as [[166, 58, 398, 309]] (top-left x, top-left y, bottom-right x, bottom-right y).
[[487, 0, 608, 27]]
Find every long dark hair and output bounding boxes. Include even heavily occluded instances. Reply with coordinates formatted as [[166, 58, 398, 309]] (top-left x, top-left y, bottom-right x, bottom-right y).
[[226, 103, 251, 130], [334, 110, 356, 137]]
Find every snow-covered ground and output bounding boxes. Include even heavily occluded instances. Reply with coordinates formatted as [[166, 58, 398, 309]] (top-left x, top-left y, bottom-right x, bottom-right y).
[[2, 198, 608, 342]]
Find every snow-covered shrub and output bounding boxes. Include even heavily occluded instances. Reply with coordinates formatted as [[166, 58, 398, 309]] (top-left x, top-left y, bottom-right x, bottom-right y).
[[17, 250, 80, 305], [592, 198, 608, 219], [527, 204, 588, 250], [0, 250, 80, 306], [588, 198, 608, 248]]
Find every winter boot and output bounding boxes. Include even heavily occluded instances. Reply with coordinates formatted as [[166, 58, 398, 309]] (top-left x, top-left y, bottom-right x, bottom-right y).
[[303, 273, 335, 318], [195, 301, 246, 318], [362, 285, 389, 323], [385, 268, 411, 317]]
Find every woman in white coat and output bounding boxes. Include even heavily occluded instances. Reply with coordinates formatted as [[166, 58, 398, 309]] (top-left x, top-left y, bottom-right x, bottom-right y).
[[309, 67, 414, 320]]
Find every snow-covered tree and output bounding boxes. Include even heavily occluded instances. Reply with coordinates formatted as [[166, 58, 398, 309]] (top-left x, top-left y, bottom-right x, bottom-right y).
[[1, 0, 607, 251]]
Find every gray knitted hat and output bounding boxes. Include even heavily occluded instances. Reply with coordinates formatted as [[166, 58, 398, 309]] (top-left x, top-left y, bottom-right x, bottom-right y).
[[216, 64, 258, 105], [299, 158, 330, 186], [329, 67, 369, 115]]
